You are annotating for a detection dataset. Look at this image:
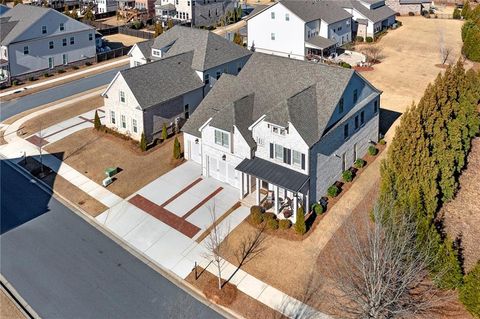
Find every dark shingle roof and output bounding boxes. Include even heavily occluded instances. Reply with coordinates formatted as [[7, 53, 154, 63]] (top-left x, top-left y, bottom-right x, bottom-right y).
[[151, 26, 252, 71], [280, 0, 352, 23], [306, 36, 337, 49], [236, 157, 310, 192], [119, 51, 204, 109], [182, 53, 367, 147], [135, 39, 154, 59]]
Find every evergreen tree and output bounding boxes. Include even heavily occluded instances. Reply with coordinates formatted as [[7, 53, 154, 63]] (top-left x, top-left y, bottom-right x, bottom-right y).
[[294, 206, 306, 235], [70, 9, 78, 19], [154, 22, 163, 37], [461, 0, 471, 19], [84, 6, 95, 21], [161, 123, 168, 141], [94, 110, 101, 130], [167, 18, 174, 30], [173, 136, 181, 159], [139, 132, 147, 152], [460, 262, 480, 317], [233, 32, 242, 46]]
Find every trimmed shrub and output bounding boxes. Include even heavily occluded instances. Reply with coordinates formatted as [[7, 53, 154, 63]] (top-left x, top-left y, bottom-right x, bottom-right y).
[[368, 145, 378, 156], [279, 219, 292, 230], [139, 132, 147, 152], [72, 65, 80, 70], [356, 36, 364, 42], [250, 206, 263, 225], [57, 69, 66, 74], [173, 136, 181, 159], [312, 203, 324, 215], [453, 8, 461, 19], [327, 185, 340, 198], [94, 110, 101, 130], [264, 212, 276, 221], [354, 158, 366, 168], [44, 73, 51, 78], [460, 262, 480, 317], [266, 218, 279, 230], [340, 61, 352, 68], [396, 20, 402, 26], [295, 206, 306, 235], [12, 80, 19, 86], [85, 62, 92, 66], [161, 123, 168, 141], [342, 170, 354, 182], [28, 76, 36, 81], [378, 139, 386, 145], [366, 36, 373, 43], [408, 11, 415, 16]]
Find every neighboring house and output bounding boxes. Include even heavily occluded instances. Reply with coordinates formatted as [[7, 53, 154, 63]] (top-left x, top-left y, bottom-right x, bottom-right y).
[[128, 38, 154, 67], [0, 4, 96, 83], [332, 0, 396, 39], [246, 0, 353, 60], [0, 4, 10, 15], [104, 26, 252, 142], [135, 0, 156, 16], [182, 53, 381, 221], [154, 0, 238, 27], [95, 0, 118, 13], [385, 0, 431, 15]]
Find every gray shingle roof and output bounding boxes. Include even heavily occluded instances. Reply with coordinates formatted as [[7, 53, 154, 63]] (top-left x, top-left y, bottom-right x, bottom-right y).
[[151, 26, 252, 71], [244, 4, 269, 20], [399, 0, 430, 4], [306, 36, 337, 49], [118, 51, 204, 109], [182, 53, 363, 147], [1, 4, 92, 45], [280, 0, 352, 23], [349, 0, 396, 22], [135, 39, 154, 59]]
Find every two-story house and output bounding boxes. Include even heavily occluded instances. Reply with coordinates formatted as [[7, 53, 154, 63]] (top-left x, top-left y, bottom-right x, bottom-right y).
[[332, 0, 396, 39], [0, 4, 96, 83], [246, 0, 353, 60], [95, 0, 118, 13], [154, 0, 238, 27], [103, 26, 251, 143], [182, 53, 381, 221]]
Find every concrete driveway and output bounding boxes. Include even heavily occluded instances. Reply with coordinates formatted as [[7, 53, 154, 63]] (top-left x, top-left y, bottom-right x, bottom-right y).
[[96, 161, 249, 278]]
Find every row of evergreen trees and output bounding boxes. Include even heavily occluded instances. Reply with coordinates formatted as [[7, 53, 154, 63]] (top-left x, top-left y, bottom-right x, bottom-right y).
[[378, 62, 480, 308], [461, 2, 480, 62]]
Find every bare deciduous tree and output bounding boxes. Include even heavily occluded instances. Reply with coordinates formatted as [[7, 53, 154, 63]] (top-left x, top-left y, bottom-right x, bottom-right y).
[[362, 45, 384, 65], [326, 205, 453, 319], [233, 224, 268, 268], [440, 46, 452, 65], [202, 203, 230, 290]]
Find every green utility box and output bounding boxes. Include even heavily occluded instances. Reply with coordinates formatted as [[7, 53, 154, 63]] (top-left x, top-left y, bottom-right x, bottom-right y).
[[105, 167, 117, 177]]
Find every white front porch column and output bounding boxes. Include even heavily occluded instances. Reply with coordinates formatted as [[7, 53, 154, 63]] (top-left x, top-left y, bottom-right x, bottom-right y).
[[255, 177, 260, 205], [305, 189, 310, 212], [239, 172, 245, 199], [293, 193, 298, 221], [274, 185, 279, 215]]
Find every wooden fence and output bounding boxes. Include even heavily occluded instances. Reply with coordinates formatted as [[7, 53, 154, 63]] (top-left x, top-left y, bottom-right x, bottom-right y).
[[96, 45, 133, 62]]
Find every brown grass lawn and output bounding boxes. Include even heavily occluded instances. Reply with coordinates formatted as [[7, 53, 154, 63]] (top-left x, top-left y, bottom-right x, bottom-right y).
[[185, 268, 286, 319], [44, 129, 185, 198], [17, 95, 104, 138], [103, 34, 145, 48], [441, 137, 480, 273], [357, 16, 465, 139], [0, 289, 25, 319]]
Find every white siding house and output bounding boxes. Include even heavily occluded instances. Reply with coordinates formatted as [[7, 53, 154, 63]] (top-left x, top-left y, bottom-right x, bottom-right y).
[[0, 4, 96, 82], [183, 53, 381, 222]]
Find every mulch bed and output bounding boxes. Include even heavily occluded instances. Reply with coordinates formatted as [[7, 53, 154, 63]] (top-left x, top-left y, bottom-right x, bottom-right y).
[[245, 143, 387, 242], [434, 63, 450, 69], [203, 277, 238, 306]]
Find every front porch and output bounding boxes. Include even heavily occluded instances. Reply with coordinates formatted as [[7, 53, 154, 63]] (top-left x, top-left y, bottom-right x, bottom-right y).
[[236, 157, 310, 222]]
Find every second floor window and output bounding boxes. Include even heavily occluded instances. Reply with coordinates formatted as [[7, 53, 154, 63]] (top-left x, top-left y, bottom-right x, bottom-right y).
[[344, 123, 349, 140], [354, 115, 359, 130], [42, 25, 47, 34], [361, 111, 365, 125], [63, 38, 67, 46], [353, 89, 358, 104], [120, 91, 125, 103], [271, 12, 275, 19], [292, 150, 302, 166], [23, 46, 29, 55], [204, 73, 209, 85], [214, 130, 229, 148], [338, 97, 344, 113], [89, 33, 93, 41], [49, 41, 54, 49], [60, 23, 65, 31], [274, 144, 284, 161], [285, 13, 289, 21], [374, 100, 378, 114], [70, 37, 75, 45]]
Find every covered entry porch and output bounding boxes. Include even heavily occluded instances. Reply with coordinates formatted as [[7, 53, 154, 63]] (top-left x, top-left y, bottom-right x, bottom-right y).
[[236, 157, 310, 222]]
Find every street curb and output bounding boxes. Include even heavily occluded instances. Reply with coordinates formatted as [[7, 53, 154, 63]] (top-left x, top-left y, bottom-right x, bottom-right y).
[[1, 274, 41, 319], [1, 157, 243, 319]]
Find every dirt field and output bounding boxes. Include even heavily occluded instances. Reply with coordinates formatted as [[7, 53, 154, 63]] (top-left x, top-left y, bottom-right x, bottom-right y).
[[18, 95, 104, 138], [103, 34, 146, 48], [441, 137, 480, 273], [0, 290, 25, 319], [44, 129, 185, 198], [185, 268, 286, 319], [97, 16, 127, 26], [357, 16, 465, 138]]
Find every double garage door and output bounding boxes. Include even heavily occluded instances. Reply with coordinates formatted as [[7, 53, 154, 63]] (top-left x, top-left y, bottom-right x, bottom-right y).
[[207, 156, 239, 188]]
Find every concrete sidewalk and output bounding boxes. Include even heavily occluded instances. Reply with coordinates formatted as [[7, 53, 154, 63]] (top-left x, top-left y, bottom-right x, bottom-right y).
[[0, 58, 127, 98]]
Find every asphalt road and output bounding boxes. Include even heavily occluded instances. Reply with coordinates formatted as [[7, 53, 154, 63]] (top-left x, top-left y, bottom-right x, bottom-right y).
[[0, 65, 127, 122], [0, 160, 224, 319]]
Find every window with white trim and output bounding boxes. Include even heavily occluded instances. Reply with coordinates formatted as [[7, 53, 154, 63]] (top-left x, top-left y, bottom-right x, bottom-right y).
[[42, 25, 47, 34], [271, 32, 275, 40], [60, 23, 65, 31], [256, 136, 264, 146], [49, 41, 54, 49], [152, 49, 161, 57], [271, 12, 275, 19], [120, 91, 125, 103], [292, 150, 302, 166], [70, 37, 75, 45], [271, 125, 286, 136], [121, 115, 126, 128], [214, 129, 229, 148], [285, 13, 289, 21], [62, 38, 67, 46], [23, 46, 29, 55], [110, 111, 116, 124], [132, 119, 138, 133], [274, 144, 284, 161]]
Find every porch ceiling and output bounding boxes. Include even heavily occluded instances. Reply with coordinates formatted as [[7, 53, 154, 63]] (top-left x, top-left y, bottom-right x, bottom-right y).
[[236, 157, 309, 193]]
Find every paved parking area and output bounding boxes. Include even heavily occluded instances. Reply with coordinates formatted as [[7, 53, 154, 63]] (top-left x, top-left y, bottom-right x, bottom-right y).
[[96, 161, 250, 278]]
